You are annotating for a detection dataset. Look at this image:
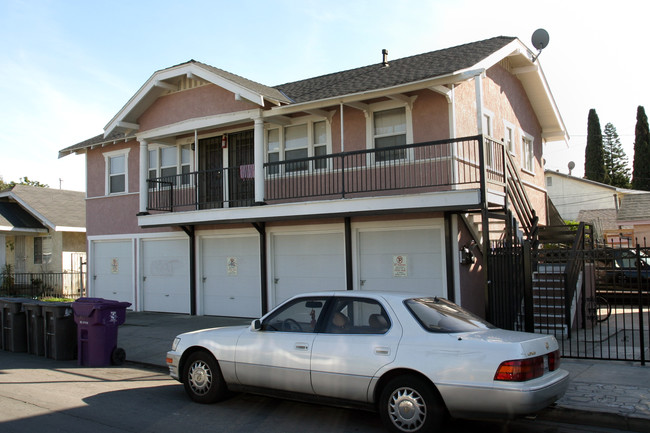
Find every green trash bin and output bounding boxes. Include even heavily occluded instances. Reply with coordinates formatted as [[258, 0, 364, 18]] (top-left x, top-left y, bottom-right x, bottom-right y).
[[41, 302, 76, 360], [23, 300, 45, 356], [1, 298, 27, 352]]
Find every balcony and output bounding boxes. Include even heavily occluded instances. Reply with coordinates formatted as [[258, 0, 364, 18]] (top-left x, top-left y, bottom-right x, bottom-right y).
[[146, 135, 506, 214]]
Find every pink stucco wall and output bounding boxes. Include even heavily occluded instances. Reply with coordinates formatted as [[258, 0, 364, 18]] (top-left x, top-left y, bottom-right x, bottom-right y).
[[138, 84, 257, 132]]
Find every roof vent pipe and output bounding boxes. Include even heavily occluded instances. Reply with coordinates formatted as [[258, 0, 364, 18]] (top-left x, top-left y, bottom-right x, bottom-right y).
[[382, 49, 389, 67]]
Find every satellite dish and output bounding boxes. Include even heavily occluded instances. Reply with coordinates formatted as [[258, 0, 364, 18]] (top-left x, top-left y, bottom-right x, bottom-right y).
[[531, 29, 549, 62], [568, 161, 575, 175], [531, 29, 550, 50]]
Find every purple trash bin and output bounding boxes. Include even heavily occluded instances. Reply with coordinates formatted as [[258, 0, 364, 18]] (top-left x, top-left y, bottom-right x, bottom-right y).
[[72, 298, 131, 367]]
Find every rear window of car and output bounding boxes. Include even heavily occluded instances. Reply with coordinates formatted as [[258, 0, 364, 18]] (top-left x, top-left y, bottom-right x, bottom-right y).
[[405, 297, 496, 333]]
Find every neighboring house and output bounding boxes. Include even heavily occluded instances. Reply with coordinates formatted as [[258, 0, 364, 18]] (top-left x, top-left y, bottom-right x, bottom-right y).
[[0, 185, 86, 294], [545, 170, 623, 221], [616, 193, 650, 244], [59, 36, 567, 317]]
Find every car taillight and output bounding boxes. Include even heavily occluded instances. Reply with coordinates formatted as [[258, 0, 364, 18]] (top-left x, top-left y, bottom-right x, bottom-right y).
[[494, 356, 544, 381], [548, 349, 560, 371], [494, 350, 560, 381]]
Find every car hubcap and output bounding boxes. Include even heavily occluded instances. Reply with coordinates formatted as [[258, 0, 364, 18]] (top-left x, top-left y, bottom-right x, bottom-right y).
[[388, 387, 426, 431], [188, 360, 212, 395]]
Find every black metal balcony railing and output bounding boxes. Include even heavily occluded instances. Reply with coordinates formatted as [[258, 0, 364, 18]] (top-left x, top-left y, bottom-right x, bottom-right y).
[[146, 135, 508, 212]]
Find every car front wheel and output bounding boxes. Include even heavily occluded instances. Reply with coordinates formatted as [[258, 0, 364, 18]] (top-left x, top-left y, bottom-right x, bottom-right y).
[[183, 351, 228, 404], [379, 375, 446, 433]]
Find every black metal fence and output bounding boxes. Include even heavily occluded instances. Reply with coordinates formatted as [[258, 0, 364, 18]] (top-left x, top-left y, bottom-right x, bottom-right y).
[[0, 272, 86, 299], [489, 239, 649, 365]]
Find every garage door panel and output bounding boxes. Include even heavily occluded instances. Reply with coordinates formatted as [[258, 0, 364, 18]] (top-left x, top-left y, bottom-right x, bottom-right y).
[[142, 239, 189, 314], [202, 236, 261, 317], [272, 232, 344, 306], [359, 228, 445, 296], [93, 241, 133, 304]]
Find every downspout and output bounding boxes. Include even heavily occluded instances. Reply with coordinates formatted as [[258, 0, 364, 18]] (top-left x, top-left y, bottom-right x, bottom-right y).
[[181, 225, 197, 315], [138, 140, 149, 215]]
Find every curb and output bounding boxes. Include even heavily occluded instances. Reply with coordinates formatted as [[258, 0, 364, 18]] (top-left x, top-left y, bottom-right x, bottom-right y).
[[538, 406, 650, 433]]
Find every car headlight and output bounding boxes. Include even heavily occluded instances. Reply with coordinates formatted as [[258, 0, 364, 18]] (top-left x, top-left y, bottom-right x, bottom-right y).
[[171, 337, 181, 351]]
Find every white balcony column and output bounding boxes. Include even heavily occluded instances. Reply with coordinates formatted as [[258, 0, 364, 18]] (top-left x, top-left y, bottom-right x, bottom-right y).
[[138, 139, 149, 214], [253, 117, 265, 204]]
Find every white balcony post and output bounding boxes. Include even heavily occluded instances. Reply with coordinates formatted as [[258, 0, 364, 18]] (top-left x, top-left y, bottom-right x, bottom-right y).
[[139, 139, 148, 214], [254, 117, 265, 204]]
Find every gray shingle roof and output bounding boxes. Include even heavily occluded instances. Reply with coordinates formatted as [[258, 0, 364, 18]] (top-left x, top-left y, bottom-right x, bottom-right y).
[[1, 185, 86, 230], [274, 36, 516, 103], [618, 193, 650, 222]]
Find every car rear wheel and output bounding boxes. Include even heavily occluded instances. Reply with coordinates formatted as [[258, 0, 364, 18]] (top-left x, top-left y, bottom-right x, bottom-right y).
[[183, 351, 228, 404], [379, 375, 446, 433]]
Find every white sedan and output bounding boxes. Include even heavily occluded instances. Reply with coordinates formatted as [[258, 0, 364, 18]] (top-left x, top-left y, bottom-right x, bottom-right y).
[[166, 292, 569, 433]]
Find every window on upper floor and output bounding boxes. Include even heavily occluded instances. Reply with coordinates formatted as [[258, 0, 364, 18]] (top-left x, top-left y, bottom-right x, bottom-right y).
[[148, 144, 192, 186], [522, 133, 535, 172], [267, 120, 329, 174], [373, 107, 407, 162], [503, 122, 515, 154], [104, 149, 129, 195]]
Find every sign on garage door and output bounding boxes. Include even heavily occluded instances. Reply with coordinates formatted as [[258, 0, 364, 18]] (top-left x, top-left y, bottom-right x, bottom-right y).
[[92, 240, 134, 304], [358, 227, 445, 296], [201, 235, 261, 317], [271, 232, 345, 307], [142, 238, 190, 314]]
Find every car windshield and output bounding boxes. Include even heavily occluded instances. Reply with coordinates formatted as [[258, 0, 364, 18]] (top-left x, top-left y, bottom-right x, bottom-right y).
[[405, 297, 496, 333]]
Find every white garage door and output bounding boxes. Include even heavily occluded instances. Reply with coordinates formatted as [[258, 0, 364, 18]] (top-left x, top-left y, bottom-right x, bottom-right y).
[[272, 232, 345, 307], [201, 236, 261, 317], [142, 238, 190, 313], [92, 240, 134, 305], [358, 227, 445, 296]]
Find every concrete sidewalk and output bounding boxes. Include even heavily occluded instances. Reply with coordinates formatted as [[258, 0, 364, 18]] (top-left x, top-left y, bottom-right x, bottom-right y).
[[118, 312, 650, 431]]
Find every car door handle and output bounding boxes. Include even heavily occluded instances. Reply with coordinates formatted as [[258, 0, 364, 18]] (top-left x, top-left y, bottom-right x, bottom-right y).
[[375, 347, 390, 356], [295, 343, 309, 350]]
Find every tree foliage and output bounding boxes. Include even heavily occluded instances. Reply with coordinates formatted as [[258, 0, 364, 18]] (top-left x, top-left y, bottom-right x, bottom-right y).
[[584, 109, 609, 184], [632, 105, 650, 191], [0, 176, 49, 190], [602, 122, 630, 188]]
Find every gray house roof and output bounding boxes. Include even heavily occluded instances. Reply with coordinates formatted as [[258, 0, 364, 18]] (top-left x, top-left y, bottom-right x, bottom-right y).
[[0, 185, 86, 232], [618, 193, 650, 222], [275, 36, 515, 103]]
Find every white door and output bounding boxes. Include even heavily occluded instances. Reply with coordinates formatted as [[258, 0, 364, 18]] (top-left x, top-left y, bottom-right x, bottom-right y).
[[271, 232, 345, 307], [142, 238, 190, 313], [201, 235, 261, 317], [92, 241, 134, 304], [358, 227, 445, 296]]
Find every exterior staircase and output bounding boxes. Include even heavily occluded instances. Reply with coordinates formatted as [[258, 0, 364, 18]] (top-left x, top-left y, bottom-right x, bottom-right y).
[[531, 264, 581, 337]]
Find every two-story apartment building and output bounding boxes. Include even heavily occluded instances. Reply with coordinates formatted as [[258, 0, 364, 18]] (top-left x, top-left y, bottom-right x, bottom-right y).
[[59, 36, 567, 318]]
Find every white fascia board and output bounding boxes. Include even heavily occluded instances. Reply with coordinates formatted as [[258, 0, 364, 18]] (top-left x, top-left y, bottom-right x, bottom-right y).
[[54, 226, 86, 233], [137, 109, 263, 141], [0, 226, 48, 234], [104, 63, 267, 138], [138, 190, 482, 227]]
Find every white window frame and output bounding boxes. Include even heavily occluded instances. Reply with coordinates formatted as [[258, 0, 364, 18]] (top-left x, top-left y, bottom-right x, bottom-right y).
[[521, 130, 535, 174], [265, 117, 331, 174], [366, 101, 414, 162], [482, 109, 495, 167], [147, 144, 193, 187], [503, 120, 516, 154], [104, 149, 130, 196]]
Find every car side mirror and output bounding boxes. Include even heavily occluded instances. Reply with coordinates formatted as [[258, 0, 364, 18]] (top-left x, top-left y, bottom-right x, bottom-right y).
[[251, 319, 262, 331]]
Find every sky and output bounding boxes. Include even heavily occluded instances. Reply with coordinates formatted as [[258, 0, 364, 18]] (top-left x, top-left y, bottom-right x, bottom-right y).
[[1, 0, 649, 192]]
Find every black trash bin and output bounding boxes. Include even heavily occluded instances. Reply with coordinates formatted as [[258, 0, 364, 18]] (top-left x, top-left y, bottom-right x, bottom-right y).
[[72, 298, 131, 367], [1, 298, 27, 352], [41, 302, 76, 360], [23, 300, 45, 356]]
